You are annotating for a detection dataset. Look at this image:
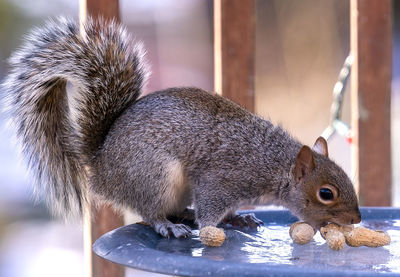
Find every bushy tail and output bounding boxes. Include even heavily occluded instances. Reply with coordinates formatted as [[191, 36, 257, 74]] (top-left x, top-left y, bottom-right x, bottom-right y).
[[1, 17, 149, 217]]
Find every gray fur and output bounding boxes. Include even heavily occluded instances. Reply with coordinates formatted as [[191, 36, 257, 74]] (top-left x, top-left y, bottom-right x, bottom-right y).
[[2, 18, 360, 237]]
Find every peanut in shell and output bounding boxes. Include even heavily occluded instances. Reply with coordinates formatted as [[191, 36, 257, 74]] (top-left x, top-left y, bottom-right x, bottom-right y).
[[345, 227, 390, 247], [289, 222, 315, 245], [325, 229, 346, 250], [320, 223, 353, 239], [199, 226, 226, 247]]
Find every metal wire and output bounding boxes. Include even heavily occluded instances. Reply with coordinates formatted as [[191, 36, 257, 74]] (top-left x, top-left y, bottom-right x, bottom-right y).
[[321, 54, 353, 142]]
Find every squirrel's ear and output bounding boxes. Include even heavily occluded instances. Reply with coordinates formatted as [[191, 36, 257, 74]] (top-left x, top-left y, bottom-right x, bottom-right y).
[[312, 136, 328, 157], [295, 146, 315, 181]]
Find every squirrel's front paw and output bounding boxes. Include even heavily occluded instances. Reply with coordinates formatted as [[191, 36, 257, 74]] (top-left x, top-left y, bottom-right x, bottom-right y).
[[153, 222, 192, 238], [222, 213, 264, 229]]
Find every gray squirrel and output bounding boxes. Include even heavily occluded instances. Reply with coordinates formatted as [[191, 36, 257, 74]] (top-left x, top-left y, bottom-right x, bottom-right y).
[[1, 18, 361, 238]]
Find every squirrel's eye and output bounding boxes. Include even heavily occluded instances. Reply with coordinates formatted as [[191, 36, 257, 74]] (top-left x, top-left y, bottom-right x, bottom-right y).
[[316, 184, 338, 204], [319, 188, 334, 200]]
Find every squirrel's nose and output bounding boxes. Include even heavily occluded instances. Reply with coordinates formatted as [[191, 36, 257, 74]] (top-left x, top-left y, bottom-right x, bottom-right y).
[[350, 210, 362, 224]]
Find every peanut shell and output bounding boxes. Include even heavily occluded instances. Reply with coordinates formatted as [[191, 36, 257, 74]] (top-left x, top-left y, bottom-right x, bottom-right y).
[[320, 223, 353, 239], [325, 229, 345, 250], [345, 227, 390, 247], [289, 222, 315, 245], [199, 226, 226, 247]]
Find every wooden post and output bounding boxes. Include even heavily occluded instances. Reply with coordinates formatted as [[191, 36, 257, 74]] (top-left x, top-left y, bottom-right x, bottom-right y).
[[82, 0, 120, 21], [79, 1, 125, 277], [214, 0, 255, 211], [350, 0, 392, 206], [214, 0, 255, 112]]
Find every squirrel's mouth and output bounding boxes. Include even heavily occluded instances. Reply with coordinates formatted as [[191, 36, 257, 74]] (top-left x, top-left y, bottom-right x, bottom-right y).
[[298, 209, 362, 232], [312, 221, 343, 232], [313, 221, 329, 230], [310, 220, 343, 230], [328, 211, 362, 226]]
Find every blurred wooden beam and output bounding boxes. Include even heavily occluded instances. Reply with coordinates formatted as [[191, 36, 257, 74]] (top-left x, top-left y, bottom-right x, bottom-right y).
[[80, 0, 120, 22], [214, 0, 255, 112], [350, 0, 392, 206], [80, 1, 124, 277], [85, 205, 124, 277]]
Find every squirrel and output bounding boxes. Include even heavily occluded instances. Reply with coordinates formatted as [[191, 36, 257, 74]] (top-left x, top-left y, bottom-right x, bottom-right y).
[[1, 18, 361, 238]]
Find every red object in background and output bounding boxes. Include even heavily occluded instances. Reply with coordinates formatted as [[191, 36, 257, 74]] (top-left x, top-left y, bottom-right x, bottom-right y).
[[346, 131, 353, 144]]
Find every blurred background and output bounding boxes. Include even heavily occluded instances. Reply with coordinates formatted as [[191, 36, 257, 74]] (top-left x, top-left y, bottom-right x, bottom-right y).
[[0, 0, 399, 276]]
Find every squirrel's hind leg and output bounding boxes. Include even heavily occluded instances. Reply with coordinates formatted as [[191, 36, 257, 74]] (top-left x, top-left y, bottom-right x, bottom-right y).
[[142, 159, 193, 238]]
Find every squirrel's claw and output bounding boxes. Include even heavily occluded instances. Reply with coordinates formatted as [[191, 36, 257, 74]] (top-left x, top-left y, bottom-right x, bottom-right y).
[[154, 222, 192, 238]]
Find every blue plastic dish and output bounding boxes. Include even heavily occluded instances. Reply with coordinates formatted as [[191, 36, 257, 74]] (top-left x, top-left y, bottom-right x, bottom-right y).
[[93, 207, 400, 276]]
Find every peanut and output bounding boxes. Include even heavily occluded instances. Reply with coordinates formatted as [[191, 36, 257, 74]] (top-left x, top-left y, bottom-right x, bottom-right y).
[[289, 222, 315, 245], [320, 223, 391, 249], [345, 227, 391, 247], [325, 229, 345, 250], [199, 226, 226, 247], [320, 223, 353, 239]]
